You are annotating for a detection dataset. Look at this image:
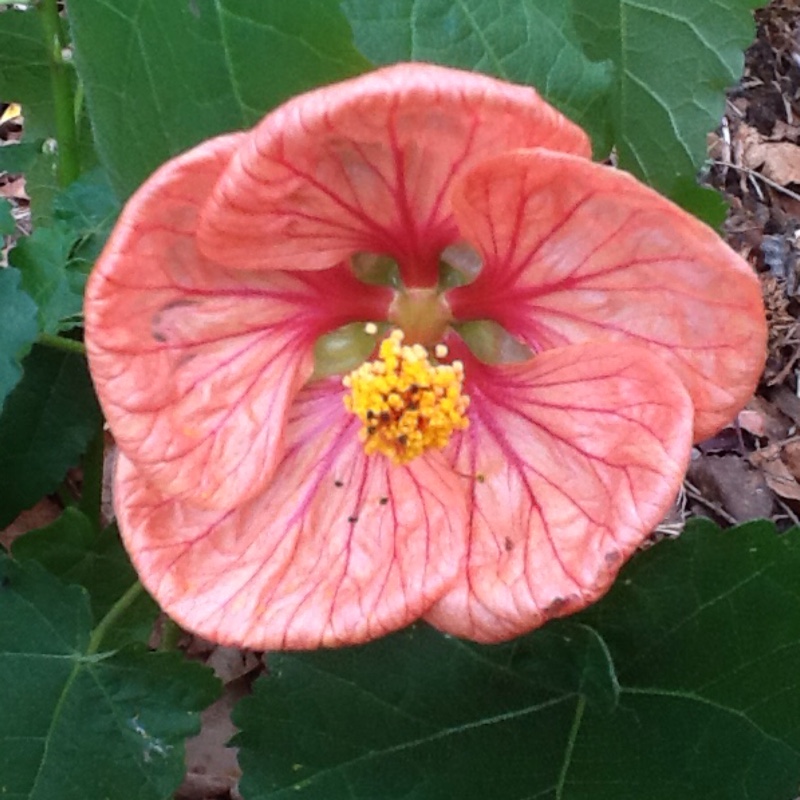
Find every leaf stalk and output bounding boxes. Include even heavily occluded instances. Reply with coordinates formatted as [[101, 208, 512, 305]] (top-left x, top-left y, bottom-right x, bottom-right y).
[[36, 331, 87, 355], [86, 580, 145, 656]]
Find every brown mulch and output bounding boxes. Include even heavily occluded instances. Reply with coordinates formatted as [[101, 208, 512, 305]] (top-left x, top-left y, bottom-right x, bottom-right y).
[[695, 0, 800, 531]]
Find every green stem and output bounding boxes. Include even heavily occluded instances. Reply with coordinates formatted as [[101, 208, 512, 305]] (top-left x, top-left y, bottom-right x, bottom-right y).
[[86, 581, 145, 656], [39, 0, 80, 187], [79, 424, 105, 531], [37, 332, 87, 355]]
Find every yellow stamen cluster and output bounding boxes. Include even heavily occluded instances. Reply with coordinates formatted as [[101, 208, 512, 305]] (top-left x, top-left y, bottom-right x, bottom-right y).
[[343, 330, 470, 464]]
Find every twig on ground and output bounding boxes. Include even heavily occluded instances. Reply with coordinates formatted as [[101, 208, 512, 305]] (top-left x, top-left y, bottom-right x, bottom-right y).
[[774, 495, 800, 527], [683, 478, 739, 525], [711, 158, 800, 204]]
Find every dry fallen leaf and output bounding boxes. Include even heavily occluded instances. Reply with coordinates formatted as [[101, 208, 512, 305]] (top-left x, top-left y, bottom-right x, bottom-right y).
[[738, 396, 793, 439], [740, 122, 800, 185], [750, 442, 800, 500]]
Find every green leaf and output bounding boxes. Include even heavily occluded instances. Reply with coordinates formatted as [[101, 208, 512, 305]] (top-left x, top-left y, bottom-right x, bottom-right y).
[[0, 140, 42, 173], [342, 0, 615, 156], [0, 9, 52, 138], [12, 508, 159, 647], [569, 0, 760, 197], [53, 165, 119, 265], [68, 0, 370, 198], [6, 171, 116, 333], [24, 146, 60, 226], [0, 267, 38, 413], [0, 554, 220, 800], [235, 520, 800, 799], [8, 222, 84, 333], [0, 346, 102, 528], [0, 11, 89, 220], [669, 178, 728, 228], [0, 197, 14, 235]]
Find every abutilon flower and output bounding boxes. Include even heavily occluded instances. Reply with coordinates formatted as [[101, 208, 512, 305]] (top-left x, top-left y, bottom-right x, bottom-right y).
[[85, 64, 766, 649]]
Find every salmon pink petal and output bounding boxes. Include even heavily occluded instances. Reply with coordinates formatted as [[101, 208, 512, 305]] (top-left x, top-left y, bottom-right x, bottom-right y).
[[425, 342, 693, 643], [85, 134, 391, 511], [448, 150, 767, 440], [114, 381, 468, 650], [196, 63, 590, 287]]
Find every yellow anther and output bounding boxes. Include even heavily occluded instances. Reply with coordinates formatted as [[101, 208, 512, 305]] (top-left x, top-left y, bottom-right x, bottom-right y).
[[343, 330, 470, 464]]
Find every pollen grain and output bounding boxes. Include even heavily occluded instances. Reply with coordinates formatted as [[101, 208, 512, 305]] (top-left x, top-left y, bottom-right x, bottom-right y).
[[343, 330, 469, 464]]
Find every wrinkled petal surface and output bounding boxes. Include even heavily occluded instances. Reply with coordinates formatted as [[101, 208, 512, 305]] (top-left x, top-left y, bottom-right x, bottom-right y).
[[425, 342, 693, 643], [197, 63, 591, 287], [85, 134, 391, 510], [115, 380, 468, 650], [449, 150, 767, 440]]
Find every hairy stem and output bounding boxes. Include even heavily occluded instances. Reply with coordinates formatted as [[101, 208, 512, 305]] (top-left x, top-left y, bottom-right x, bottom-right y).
[[37, 331, 87, 355], [39, 0, 80, 187], [86, 581, 145, 656]]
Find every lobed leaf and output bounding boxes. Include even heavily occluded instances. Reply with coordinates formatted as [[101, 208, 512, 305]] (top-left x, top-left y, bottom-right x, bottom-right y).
[[12, 508, 158, 647], [235, 520, 800, 800], [0, 555, 219, 800], [569, 0, 761, 197]]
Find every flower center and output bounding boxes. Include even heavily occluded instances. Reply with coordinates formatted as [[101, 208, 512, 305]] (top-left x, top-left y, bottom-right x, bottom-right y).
[[388, 288, 452, 347], [343, 330, 469, 464]]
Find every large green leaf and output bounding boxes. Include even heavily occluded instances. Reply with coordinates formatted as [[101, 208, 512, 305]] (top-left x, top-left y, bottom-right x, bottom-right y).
[[0, 268, 38, 414], [0, 554, 219, 800], [235, 520, 800, 799], [67, 0, 370, 199], [342, 0, 614, 156], [12, 508, 158, 648], [0, 346, 102, 528], [569, 0, 760, 196]]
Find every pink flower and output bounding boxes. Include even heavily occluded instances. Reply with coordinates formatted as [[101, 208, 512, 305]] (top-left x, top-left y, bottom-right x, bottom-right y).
[[85, 64, 766, 649]]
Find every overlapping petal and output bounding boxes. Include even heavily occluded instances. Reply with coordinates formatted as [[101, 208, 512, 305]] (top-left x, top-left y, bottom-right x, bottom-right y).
[[448, 150, 767, 440], [85, 134, 391, 510], [196, 64, 591, 287], [86, 63, 767, 653], [115, 381, 467, 650], [425, 342, 693, 643]]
